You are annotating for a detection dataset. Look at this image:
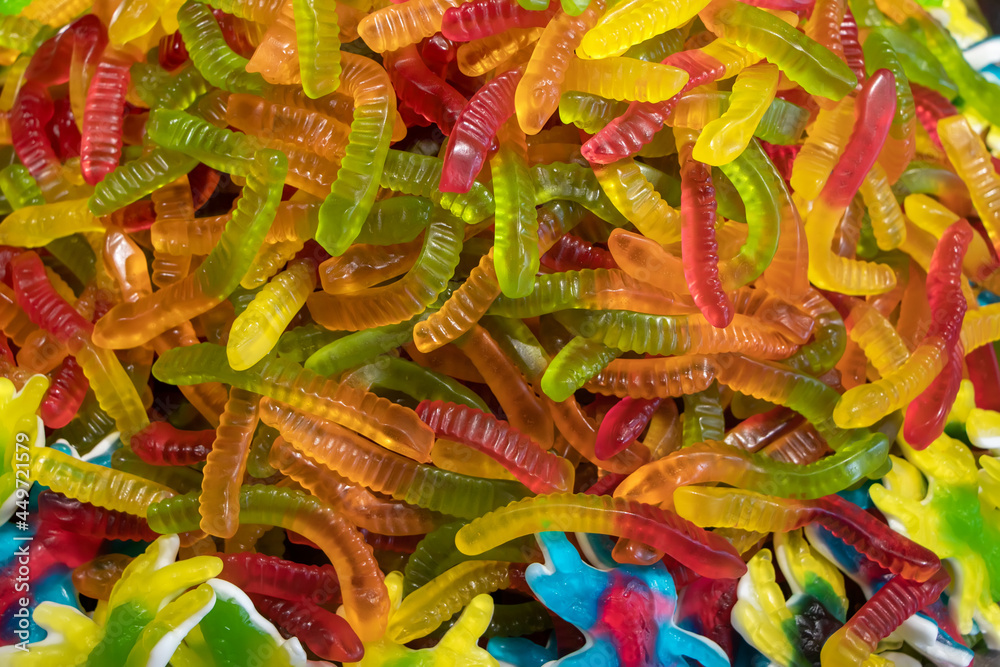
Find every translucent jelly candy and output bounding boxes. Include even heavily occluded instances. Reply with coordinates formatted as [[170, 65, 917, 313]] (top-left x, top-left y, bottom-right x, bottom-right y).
[[2, 0, 1000, 663]]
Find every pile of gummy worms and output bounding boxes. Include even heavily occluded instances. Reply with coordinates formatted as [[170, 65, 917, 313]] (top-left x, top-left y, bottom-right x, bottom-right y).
[[0, 0, 999, 664]]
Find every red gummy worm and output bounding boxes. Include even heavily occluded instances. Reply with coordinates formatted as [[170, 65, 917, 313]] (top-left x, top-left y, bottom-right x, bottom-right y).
[[39, 356, 89, 429], [442, 0, 558, 41], [82, 53, 131, 186], [595, 397, 661, 460], [814, 494, 941, 582], [11, 252, 93, 342], [47, 97, 82, 160], [818, 68, 896, 209], [582, 49, 727, 164], [250, 594, 364, 662], [965, 344, 1000, 411], [541, 233, 618, 272], [37, 491, 161, 542], [904, 218, 973, 448], [681, 145, 732, 328], [840, 9, 866, 83], [215, 552, 342, 605], [825, 569, 950, 663], [416, 399, 573, 494], [911, 83, 958, 149], [384, 44, 468, 136], [130, 421, 216, 466], [440, 64, 524, 193]]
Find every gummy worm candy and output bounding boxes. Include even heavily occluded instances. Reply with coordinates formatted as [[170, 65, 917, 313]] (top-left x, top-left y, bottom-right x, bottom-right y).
[[674, 487, 941, 582], [614, 431, 890, 510], [147, 484, 389, 641], [455, 492, 747, 579]]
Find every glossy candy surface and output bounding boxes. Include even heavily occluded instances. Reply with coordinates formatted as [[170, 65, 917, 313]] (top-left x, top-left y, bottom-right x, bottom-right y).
[[0, 0, 999, 664]]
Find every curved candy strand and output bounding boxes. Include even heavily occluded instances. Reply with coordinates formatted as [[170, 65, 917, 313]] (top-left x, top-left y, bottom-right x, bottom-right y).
[[820, 570, 951, 667], [153, 342, 435, 459], [414, 249, 501, 352], [582, 38, 759, 163], [862, 31, 916, 183], [712, 353, 846, 446], [937, 114, 1000, 248], [260, 398, 530, 517], [806, 69, 898, 295], [693, 62, 780, 166], [699, 0, 857, 100], [492, 118, 538, 298], [578, 0, 708, 59], [92, 149, 287, 348], [269, 437, 445, 535], [675, 487, 941, 582], [304, 312, 431, 377], [89, 147, 199, 217], [904, 194, 995, 282], [595, 397, 660, 460], [416, 399, 574, 494], [149, 177, 195, 289], [319, 237, 421, 294], [561, 57, 689, 103], [836, 224, 968, 429], [215, 552, 341, 605], [145, 109, 259, 177], [455, 492, 747, 579], [382, 150, 494, 222], [199, 387, 259, 538], [455, 26, 540, 77], [228, 258, 316, 370], [540, 336, 621, 402], [681, 382, 725, 446], [39, 356, 88, 429], [803, 0, 846, 61], [357, 0, 462, 53], [148, 485, 388, 641], [514, 0, 603, 135], [858, 162, 906, 251], [130, 422, 215, 466], [225, 94, 350, 162], [833, 338, 947, 428], [385, 44, 467, 135], [402, 520, 537, 595], [583, 354, 717, 399], [678, 129, 730, 327], [388, 560, 510, 643], [903, 220, 971, 448], [414, 202, 584, 351], [292, 0, 340, 98], [343, 355, 491, 412], [592, 159, 680, 243], [37, 491, 160, 542], [455, 324, 555, 449], [30, 447, 175, 516], [0, 198, 105, 247], [790, 95, 855, 200], [556, 309, 799, 360], [441, 64, 523, 193], [12, 253, 148, 438], [314, 52, 395, 255], [910, 7, 1000, 127], [307, 216, 463, 331], [835, 294, 910, 376], [607, 141, 783, 297], [614, 433, 890, 510], [80, 51, 130, 186], [177, 0, 267, 94], [251, 593, 363, 662], [441, 0, 557, 40]]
